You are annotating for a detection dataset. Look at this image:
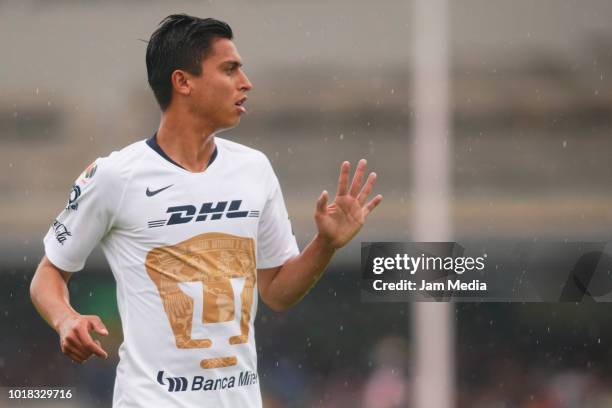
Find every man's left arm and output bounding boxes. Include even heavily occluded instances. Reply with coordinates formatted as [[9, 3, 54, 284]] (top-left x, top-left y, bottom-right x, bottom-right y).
[[258, 159, 382, 311]]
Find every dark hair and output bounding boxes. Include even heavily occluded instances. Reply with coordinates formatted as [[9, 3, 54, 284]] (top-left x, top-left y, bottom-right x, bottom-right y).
[[146, 14, 233, 111]]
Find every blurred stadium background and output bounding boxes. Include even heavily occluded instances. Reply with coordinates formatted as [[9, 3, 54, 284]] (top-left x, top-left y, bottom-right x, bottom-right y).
[[3, 0, 612, 406]]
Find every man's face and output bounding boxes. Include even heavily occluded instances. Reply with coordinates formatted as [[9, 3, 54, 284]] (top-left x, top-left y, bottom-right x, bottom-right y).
[[187, 38, 252, 131]]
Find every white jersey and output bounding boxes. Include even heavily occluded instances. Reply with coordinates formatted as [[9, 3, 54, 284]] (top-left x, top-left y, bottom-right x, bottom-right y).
[[43, 136, 299, 408]]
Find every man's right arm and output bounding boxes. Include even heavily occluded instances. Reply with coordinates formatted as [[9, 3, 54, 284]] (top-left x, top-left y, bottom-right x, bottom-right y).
[[30, 256, 109, 363]]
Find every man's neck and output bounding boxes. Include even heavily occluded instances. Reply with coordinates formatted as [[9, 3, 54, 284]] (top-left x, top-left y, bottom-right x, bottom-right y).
[[156, 114, 217, 173]]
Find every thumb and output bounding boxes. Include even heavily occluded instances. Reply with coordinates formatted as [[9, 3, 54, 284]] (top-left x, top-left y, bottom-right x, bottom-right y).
[[316, 190, 328, 213], [89, 317, 109, 336]]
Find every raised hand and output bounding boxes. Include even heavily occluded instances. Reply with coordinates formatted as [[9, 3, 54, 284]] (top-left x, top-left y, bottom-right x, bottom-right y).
[[315, 159, 383, 249]]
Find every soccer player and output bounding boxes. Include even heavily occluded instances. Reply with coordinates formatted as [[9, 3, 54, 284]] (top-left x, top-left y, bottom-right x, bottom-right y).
[[30, 14, 382, 407]]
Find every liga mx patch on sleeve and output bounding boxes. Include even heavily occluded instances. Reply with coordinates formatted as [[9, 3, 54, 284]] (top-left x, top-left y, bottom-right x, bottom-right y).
[[82, 161, 98, 180], [64, 161, 98, 211]]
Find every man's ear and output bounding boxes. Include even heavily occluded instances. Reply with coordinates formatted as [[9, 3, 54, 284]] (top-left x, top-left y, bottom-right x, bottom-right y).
[[170, 69, 192, 96]]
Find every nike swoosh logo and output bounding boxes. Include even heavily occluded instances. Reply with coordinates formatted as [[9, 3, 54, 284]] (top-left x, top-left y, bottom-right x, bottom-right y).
[[146, 184, 173, 197]]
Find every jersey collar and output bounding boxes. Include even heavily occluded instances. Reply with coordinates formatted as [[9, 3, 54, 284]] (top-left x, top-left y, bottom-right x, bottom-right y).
[[146, 133, 218, 171]]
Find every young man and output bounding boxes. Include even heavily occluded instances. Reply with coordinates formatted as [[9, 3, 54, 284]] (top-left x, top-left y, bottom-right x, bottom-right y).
[[30, 14, 382, 407]]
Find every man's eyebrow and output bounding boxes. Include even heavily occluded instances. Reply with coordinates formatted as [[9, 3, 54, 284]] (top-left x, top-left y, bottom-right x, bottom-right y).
[[220, 60, 243, 69]]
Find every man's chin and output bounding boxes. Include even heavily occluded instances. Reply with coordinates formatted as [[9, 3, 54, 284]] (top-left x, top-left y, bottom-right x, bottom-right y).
[[216, 118, 241, 134]]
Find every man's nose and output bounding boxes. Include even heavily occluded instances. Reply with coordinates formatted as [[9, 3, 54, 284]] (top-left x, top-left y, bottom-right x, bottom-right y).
[[239, 71, 253, 92]]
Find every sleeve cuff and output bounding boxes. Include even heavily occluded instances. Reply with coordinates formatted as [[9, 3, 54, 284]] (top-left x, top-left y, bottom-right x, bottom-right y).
[[44, 244, 85, 272], [257, 247, 300, 269]]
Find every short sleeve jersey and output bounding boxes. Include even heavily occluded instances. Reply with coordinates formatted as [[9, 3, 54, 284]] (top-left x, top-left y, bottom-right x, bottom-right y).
[[43, 137, 299, 408]]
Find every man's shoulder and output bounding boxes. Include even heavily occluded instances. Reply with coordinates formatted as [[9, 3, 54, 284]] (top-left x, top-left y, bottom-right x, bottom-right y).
[[83, 139, 147, 190], [216, 137, 269, 165], [101, 139, 147, 169]]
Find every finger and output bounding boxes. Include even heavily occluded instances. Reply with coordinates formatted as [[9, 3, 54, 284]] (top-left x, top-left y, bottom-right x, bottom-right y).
[[349, 159, 367, 197], [336, 161, 350, 196], [63, 335, 91, 359], [64, 335, 83, 350], [89, 316, 109, 336], [316, 190, 328, 213], [72, 347, 90, 362], [66, 351, 85, 364], [357, 172, 377, 205], [77, 325, 108, 359], [364, 194, 383, 217], [64, 346, 88, 363]]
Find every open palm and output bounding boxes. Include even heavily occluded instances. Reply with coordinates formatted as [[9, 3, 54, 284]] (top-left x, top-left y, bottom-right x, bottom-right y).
[[315, 159, 383, 249]]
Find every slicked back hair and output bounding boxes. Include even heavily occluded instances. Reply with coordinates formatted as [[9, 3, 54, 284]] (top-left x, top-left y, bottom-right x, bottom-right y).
[[146, 14, 233, 111]]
